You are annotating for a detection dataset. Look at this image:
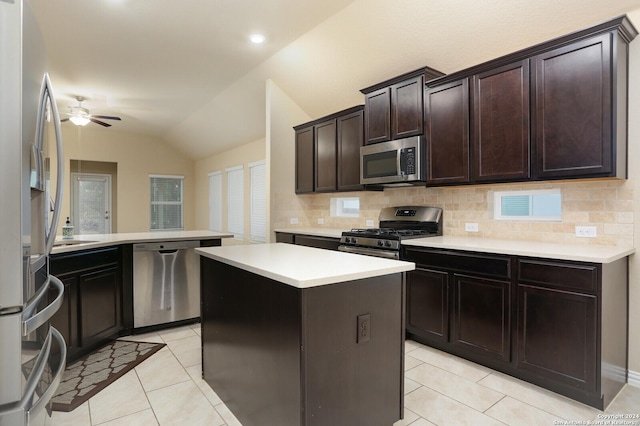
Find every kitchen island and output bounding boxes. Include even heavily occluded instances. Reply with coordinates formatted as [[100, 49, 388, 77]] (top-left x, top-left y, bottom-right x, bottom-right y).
[[196, 243, 415, 426]]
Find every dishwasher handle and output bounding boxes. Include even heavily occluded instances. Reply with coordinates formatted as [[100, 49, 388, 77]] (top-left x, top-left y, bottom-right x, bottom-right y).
[[159, 249, 179, 254], [133, 240, 200, 251]]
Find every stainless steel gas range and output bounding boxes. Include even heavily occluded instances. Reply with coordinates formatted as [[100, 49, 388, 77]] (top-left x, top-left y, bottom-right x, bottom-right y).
[[338, 206, 442, 259]]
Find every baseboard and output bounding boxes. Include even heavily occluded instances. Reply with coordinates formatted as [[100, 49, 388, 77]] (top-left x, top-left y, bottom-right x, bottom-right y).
[[628, 369, 640, 387]]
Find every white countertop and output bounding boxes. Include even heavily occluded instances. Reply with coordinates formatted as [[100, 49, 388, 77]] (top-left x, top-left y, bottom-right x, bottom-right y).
[[196, 243, 415, 288], [403, 236, 635, 263], [51, 230, 234, 254], [274, 228, 346, 239]]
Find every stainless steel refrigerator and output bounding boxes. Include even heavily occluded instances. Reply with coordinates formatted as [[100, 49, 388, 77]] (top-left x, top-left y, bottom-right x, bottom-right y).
[[0, 0, 67, 425]]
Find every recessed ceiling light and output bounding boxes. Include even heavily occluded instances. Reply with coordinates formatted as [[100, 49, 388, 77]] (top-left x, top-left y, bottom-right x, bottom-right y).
[[250, 34, 265, 44]]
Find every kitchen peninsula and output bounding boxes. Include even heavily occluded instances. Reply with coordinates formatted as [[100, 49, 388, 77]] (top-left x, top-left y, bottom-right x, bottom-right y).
[[196, 243, 415, 426]]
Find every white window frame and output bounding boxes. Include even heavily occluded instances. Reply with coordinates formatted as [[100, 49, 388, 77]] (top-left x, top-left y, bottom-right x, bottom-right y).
[[226, 166, 244, 239], [330, 197, 360, 218], [249, 161, 267, 242], [493, 188, 562, 221], [149, 174, 184, 231], [208, 171, 222, 232]]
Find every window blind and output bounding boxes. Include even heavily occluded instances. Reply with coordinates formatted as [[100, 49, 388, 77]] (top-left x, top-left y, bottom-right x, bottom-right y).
[[250, 161, 266, 242], [150, 175, 184, 230], [208, 171, 222, 232], [226, 166, 244, 239]]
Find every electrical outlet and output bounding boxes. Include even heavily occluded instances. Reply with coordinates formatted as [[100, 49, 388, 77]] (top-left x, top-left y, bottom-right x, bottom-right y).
[[575, 226, 597, 238], [357, 314, 370, 344], [465, 222, 479, 232], [290, 217, 299, 225], [317, 218, 324, 225], [366, 220, 375, 227]]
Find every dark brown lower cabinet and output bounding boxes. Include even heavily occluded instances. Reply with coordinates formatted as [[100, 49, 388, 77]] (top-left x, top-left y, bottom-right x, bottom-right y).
[[517, 284, 597, 392], [50, 247, 123, 362], [452, 274, 511, 363], [406, 268, 449, 344], [201, 257, 404, 426], [403, 246, 628, 409]]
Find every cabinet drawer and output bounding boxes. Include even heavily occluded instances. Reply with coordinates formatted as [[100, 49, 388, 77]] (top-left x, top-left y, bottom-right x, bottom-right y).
[[517, 259, 598, 292], [404, 249, 511, 279], [51, 247, 120, 275]]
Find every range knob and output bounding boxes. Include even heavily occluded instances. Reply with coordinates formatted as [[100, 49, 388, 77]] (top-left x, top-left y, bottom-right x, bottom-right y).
[[345, 237, 352, 243], [351, 238, 357, 244], [384, 240, 392, 248], [377, 240, 384, 247]]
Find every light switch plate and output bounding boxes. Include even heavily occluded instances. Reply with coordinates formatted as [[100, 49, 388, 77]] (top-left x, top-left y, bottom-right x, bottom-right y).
[[290, 217, 299, 225], [366, 220, 375, 227], [317, 218, 324, 225]]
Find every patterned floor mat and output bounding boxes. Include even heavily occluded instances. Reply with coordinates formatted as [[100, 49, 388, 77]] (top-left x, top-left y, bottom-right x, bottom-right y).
[[51, 340, 165, 412]]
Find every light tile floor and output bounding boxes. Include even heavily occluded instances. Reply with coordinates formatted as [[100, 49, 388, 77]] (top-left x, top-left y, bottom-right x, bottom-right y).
[[51, 324, 640, 425]]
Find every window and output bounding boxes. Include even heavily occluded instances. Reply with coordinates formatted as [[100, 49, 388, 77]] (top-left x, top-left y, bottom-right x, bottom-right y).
[[226, 166, 244, 238], [208, 171, 222, 232], [249, 161, 267, 242], [493, 189, 562, 221], [330, 197, 360, 218], [150, 175, 184, 230]]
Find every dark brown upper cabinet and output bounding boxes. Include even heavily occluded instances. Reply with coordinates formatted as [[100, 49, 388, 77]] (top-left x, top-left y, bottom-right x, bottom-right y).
[[295, 126, 314, 194], [471, 60, 530, 181], [532, 33, 619, 179], [314, 119, 337, 192], [423, 15, 636, 187], [337, 109, 365, 191], [294, 105, 364, 194], [425, 78, 470, 185], [361, 68, 443, 145]]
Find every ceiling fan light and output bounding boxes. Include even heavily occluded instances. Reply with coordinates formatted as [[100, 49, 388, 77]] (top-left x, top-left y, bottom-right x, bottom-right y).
[[69, 115, 90, 126]]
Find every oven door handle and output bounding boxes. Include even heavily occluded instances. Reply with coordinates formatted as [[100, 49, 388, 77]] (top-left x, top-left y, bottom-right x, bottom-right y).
[[338, 245, 399, 259]]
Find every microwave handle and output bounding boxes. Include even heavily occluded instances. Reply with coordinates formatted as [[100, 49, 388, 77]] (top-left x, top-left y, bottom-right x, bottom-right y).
[[397, 149, 402, 176]]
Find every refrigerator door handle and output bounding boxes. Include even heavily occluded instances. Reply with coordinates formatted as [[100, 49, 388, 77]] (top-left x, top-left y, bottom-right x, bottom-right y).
[[0, 327, 66, 424], [25, 327, 66, 425], [35, 73, 64, 257], [21, 275, 64, 336]]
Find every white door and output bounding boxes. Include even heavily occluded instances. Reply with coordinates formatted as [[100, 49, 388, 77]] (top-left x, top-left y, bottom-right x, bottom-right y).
[[71, 173, 112, 234]]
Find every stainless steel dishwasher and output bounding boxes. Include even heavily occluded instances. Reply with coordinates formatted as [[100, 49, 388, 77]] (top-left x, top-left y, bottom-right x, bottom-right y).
[[133, 240, 200, 328]]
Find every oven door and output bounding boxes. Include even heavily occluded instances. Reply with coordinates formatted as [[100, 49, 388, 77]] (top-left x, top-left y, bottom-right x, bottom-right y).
[[338, 245, 400, 260]]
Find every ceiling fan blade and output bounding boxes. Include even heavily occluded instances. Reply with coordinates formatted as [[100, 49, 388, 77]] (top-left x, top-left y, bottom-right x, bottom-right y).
[[91, 115, 121, 121], [90, 118, 112, 127], [61, 118, 70, 122]]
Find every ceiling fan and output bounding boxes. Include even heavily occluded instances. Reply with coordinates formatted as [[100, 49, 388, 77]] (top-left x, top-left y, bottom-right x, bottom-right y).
[[61, 96, 122, 127]]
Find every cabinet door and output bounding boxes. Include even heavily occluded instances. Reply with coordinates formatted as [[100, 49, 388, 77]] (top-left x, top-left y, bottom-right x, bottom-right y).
[[517, 284, 597, 392], [49, 273, 78, 359], [314, 119, 337, 192], [532, 33, 612, 178], [79, 266, 122, 348], [425, 79, 470, 185], [406, 268, 449, 344], [452, 274, 511, 362], [472, 60, 530, 182], [391, 75, 424, 140], [337, 109, 364, 191], [364, 87, 391, 144], [295, 126, 314, 193]]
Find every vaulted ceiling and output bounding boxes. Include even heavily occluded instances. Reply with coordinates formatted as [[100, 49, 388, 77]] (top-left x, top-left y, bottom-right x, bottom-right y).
[[32, 0, 640, 159]]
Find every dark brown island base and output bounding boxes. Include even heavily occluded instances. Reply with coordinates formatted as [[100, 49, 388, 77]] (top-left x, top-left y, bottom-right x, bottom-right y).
[[196, 243, 415, 426]]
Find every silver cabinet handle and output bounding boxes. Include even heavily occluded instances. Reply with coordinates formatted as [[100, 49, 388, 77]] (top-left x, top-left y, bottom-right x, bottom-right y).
[[22, 274, 64, 336]]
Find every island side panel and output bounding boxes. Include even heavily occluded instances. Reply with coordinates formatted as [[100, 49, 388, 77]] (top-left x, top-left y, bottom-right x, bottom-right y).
[[201, 257, 302, 426], [301, 273, 404, 426]]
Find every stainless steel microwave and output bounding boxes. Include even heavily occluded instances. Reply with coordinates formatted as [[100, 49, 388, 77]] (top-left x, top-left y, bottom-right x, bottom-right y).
[[360, 136, 425, 185]]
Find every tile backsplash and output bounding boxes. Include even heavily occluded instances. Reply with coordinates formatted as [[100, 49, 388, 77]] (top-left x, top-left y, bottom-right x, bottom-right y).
[[272, 179, 633, 247]]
